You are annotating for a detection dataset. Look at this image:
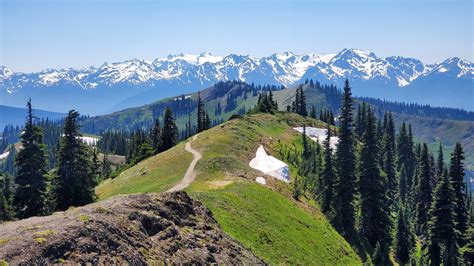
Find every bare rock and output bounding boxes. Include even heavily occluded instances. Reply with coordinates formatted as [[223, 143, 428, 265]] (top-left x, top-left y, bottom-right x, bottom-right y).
[[0, 191, 263, 264]]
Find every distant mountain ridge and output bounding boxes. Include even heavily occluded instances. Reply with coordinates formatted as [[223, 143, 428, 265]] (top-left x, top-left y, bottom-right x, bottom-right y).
[[1, 49, 472, 114], [0, 105, 65, 129]]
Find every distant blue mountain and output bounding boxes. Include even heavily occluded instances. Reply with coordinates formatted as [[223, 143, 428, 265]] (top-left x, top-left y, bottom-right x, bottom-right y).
[[0, 105, 65, 129], [1, 49, 472, 115]]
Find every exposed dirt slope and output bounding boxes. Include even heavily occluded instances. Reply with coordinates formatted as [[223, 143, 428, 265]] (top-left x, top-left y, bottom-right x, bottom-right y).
[[0, 192, 263, 264]]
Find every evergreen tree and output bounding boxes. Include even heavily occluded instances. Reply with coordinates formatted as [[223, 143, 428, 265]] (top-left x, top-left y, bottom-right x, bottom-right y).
[[399, 164, 408, 203], [91, 148, 101, 182], [197, 91, 205, 133], [0, 174, 13, 221], [394, 206, 414, 265], [12, 100, 48, 218], [427, 169, 459, 265], [449, 143, 468, 244], [396, 122, 415, 199], [160, 108, 178, 152], [416, 143, 432, 237], [332, 79, 356, 238], [299, 86, 307, 117], [102, 154, 112, 179], [310, 105, 317, 119], [358, 107, 392, 255], [320, 124, 335, 214], [204, 113, 211, 130], [54, 110, 95, 211], [437, 142, 444, 180], [372, 242, 387, 265], [150, 118, 162, 152], [382, 112, 397, 207]]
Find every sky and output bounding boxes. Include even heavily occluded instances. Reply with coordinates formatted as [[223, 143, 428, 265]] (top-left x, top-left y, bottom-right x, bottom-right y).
[[1, 0, 472, 72]]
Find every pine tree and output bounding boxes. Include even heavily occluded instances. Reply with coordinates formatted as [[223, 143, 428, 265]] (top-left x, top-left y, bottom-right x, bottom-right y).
[[358, 107, 392, 254], [427, 169, 459, 265], [396, 122, 415, 199], [332, 79, 356, 238], [320, 124, 335, 214], [91, 148, 101, 182], [437, 142, 444, 180], [197, 91, 205, 133], [0, 174, 13, 221], [160, 108, 178, 152], [416, 143, 432, 237], [382, 112, 397, 208], [372, 242, 386, 265], [12, 100, 48, 218], [102, 154, 112, 178], [150, 118, 161, 152], [299, 86, 307, 117], [399, 164, 408, 203], [394, 206, 414, 265], [310, 105, 317, 119], [449, 143, 468, 244], [54, 110, 95, 211], [204, 113, 211, 130]]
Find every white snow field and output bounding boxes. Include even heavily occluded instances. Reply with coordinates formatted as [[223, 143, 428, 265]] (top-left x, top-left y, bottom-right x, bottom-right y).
[[61, 135, 99, 146], [293, 127, 339, 151], [79, 136, 99, 146], [249, 145, 290, 183]]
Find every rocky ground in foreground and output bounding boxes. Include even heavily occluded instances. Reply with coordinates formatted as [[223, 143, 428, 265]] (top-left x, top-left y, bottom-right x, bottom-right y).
[[0, 191, 263, 264]]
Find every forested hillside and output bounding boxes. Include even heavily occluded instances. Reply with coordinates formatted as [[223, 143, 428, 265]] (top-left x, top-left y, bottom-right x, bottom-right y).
[[79, 80, 474, 171]]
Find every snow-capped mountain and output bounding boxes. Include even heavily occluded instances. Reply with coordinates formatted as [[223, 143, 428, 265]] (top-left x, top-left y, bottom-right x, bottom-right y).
[[1, 49, 472, 114]]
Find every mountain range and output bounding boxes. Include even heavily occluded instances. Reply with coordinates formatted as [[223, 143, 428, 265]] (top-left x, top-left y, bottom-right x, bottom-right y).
[[1, 49, 472, 114]]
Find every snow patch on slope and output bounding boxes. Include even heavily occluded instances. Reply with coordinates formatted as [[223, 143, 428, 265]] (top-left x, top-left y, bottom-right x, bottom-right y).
[[293, 127, 339, 151], [249, 145, 289, 183]]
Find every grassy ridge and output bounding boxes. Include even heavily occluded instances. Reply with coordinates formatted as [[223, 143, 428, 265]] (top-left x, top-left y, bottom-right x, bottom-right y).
[[96, 112, 361, 264], [96, 142, 192, 199]]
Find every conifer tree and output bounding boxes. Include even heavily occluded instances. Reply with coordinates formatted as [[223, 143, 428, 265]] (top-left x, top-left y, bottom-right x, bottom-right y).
[[150, 118, 162, 152], [394, 205, 414, 265], [310, 105, 317, 119], [416, 143, 432, 237], [449, 143, 468, 243], [102, 154, 112, 179], [204, 113, 211, 130], [382, 112, 397, 207], [399, 164, 408, 203], [332, 79, 356, 238], [320, 124, 335, 214], [396, 122, 415, 197], [0, 174, 13, 221], [358, 107, 391, 255], [197, 91, 205, 133], [54, 110, 95, 211], [299, 86, 307, 117], [427, 169, 459, 265], [437, 142, 444, 180], [13, 100, 48, 218], [91, 148, 101, 182], [160, 108, 178, 152]]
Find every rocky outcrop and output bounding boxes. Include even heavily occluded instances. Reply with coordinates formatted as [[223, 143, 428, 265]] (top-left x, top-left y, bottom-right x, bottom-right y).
[[0, 192, 263, 264]]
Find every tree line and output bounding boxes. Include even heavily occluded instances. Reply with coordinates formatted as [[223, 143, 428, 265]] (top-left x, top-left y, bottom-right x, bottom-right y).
[[274, 80, 472, 264]]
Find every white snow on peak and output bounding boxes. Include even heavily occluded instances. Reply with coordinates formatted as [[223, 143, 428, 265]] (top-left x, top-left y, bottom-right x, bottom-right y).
[[1, 49, 472, 92], [249, 145, 290, 183]]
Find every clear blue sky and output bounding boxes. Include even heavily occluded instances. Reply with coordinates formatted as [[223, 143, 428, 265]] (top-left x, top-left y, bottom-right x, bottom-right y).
[[1, 0, 472, 72]]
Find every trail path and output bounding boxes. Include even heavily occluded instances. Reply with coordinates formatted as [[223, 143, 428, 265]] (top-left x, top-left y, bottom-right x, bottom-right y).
[[167, 134, 202, 192]]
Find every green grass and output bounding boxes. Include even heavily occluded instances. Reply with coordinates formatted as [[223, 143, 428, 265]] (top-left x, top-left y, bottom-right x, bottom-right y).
[[192, 181, 359, 265], [96, 142, 193, 199], [96, 112, 361, 264]]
